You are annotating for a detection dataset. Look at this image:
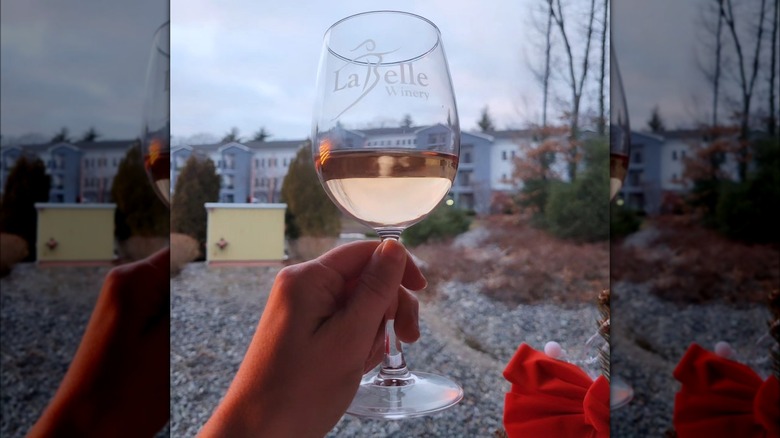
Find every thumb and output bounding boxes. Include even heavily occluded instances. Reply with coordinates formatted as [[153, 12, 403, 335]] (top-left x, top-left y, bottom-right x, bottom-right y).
[[334, 240, 407, 346]]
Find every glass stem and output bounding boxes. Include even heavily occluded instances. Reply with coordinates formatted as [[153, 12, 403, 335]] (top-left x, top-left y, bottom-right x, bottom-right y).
[[374, 230, 413, 386]]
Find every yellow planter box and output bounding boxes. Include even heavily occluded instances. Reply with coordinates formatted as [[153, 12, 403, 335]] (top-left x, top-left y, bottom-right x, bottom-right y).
[[35, 203, 116, 263], [205, 203, 286, 264]]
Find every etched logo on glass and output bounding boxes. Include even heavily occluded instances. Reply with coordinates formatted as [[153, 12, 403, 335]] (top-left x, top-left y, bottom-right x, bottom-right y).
[[332, 39, 430, 119]]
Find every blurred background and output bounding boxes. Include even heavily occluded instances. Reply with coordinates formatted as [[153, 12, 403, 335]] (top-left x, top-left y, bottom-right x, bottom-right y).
[[612, 0, 778, 436], [1, 1, 168, 436], [3, 0, 775, 436], [168, 0, 611, 436]]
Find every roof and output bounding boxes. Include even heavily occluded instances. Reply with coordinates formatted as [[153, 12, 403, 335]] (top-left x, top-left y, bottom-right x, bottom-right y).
[[186, 139, 308, 153], [11, 140, 136, 153], [489, 129, 536, 140]]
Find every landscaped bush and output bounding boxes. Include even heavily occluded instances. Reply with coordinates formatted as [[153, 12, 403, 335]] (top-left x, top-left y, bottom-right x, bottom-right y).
[[281, 145, 341, 238], [0, 156, 50, 261], [171, 233, 200, 276], [543, 139, 609, 242], [610, 203, 642, 239], [171, 155, 221, 259], [0, 233, 29, 277], [402, 203, 471, 247], [714, 137, 779, 244]]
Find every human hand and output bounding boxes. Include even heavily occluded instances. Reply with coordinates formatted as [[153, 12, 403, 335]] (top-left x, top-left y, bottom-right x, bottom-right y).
[[200, 239, 425, 438], [28, 248, 170, 438]]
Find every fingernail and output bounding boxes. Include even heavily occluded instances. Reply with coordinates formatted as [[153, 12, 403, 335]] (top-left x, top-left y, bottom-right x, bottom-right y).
[[380, 240, 406, 263]]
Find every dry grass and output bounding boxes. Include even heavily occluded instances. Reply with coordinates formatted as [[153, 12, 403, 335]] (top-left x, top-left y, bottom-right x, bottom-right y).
[[414, 215, 609, 307], [0, 233, 28, 277], [170, 233, 200, 277], [611, 216, 779, 304], [117, 235, 169, 263], [288, 236, 338, 262]]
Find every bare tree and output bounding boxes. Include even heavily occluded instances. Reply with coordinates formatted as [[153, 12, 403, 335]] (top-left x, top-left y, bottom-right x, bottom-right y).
[[597, 0, 608, 135], [695, 0, 727, 128], [768, 0, 778, 136], [543, 4, 553, 128], [721, 0, 767, 180], [549, 0, 597, 180], [524, 1, 556, 131]]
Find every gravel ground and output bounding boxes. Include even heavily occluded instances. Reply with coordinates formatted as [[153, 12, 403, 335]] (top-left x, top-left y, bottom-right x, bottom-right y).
[[0, 264, 172, 437], [11, 258, 765, 437], [1, 264, 110, 437], [611, 281, 772, 437], [170, 262, 597, 437], [1, 259, 596, 438]]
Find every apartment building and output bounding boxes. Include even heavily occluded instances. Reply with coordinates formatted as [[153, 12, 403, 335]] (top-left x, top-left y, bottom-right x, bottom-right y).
[[0, 140, 133, 203]]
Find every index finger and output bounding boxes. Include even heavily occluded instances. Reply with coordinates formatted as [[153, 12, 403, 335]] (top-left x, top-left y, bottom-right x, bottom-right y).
[[316, 240, 427, 291]]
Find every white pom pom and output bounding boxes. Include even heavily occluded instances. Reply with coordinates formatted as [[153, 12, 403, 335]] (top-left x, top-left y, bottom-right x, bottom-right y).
[[714, 341, 733, 358], [544, 341, 563, 359]]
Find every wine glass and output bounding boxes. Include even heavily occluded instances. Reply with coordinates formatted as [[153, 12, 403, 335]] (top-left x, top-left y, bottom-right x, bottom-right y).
[[312, 11, 463, 418], [610, 44, 634, 410], [141, 21, 171, 207]]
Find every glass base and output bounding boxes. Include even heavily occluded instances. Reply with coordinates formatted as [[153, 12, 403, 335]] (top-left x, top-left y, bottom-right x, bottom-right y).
[[610, 376, 634, 410], [346, 371, 464, 419]]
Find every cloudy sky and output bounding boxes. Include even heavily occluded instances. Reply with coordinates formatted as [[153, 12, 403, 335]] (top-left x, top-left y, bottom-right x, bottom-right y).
[[170, 0, 580, 141], [3, 0, 748, 144], [614, 0, 707, 130], [0, 1, 166, 143]]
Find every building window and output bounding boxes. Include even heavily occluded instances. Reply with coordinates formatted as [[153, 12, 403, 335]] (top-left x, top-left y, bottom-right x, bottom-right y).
[[460, 171, 471, 186], [225, 154, 235, 170], [628, 170, 642, 187], [223, 174, 234, 189], [427, 133, 446, 145], [633, 150, 643, 164], [511, 150, 516, 159], [463, 151, 472, 164], [672, 150, 678, 160], [502, 151, 507, 160], [681, 150, 686, 159]]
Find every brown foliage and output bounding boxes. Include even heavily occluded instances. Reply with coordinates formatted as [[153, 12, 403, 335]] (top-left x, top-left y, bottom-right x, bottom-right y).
[[509, 126, 569, 185], [611, 217, 779, 304], [170, 233, 200, 276], [0, 233, 29, 277], [118, 235, 168, 263], [414, 215, 609, 307], [288, 236, 338, 262]]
